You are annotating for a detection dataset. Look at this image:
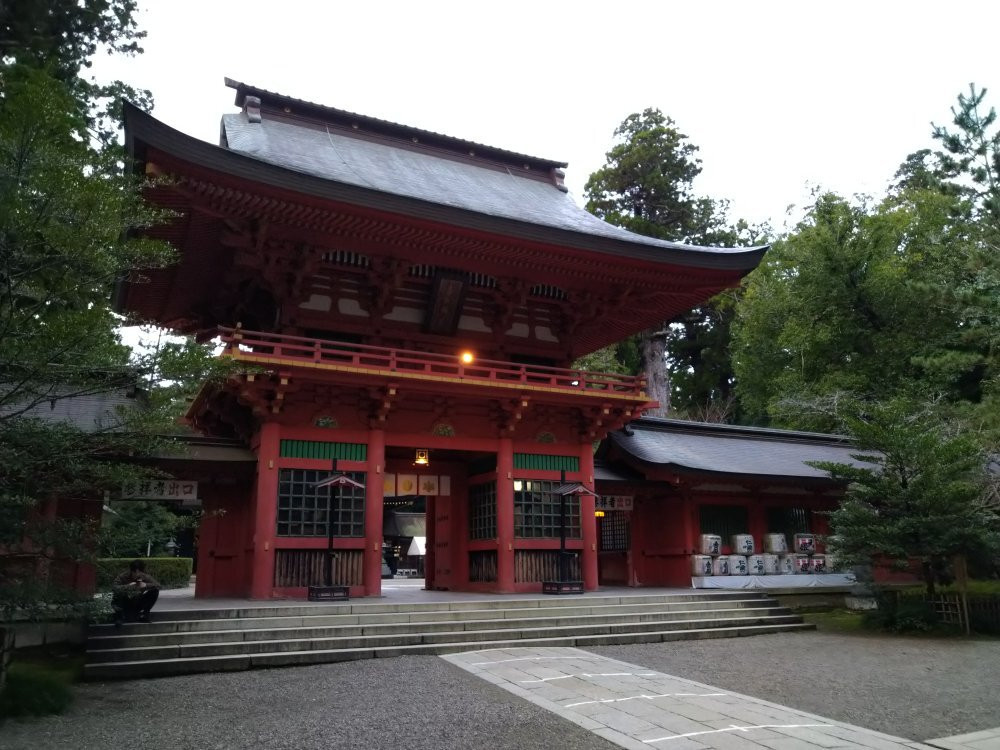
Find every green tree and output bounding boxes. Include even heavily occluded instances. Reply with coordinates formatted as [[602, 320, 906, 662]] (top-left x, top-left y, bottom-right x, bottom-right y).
[[0, 7, 228, 635], [584, 109, 751, 418], [732, 85, 1000, 435], [932, 83, 1000, 223], [732, 188, 980, 431], [99, 502, 189, 559], [813, 399, 1000, 595], [0, 0, 152, 146]]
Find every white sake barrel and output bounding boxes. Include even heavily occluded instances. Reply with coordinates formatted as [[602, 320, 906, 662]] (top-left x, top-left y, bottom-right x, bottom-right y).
[[764, 533, 788, 554], [778, 555, 796, 575], [794, 534, 816, 554], [824, 554, 837, 572], [747, 554, 766, 576], [730, 534, 755, 555], [711, 556, 730, 575], [728, 555, 749, 575], [793, 554, 811, 573], [809, 555, 827, 573], [691, 555, 713, 576], [699, 534, 722, 556], [762, 553, 781, 575]]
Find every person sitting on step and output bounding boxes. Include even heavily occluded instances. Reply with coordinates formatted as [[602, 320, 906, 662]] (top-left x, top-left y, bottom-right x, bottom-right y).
[[112, 559, 161, 625]]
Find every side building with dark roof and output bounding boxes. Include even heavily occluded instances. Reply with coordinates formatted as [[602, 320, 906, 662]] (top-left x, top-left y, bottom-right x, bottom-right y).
[[593, 418, 865, 588]]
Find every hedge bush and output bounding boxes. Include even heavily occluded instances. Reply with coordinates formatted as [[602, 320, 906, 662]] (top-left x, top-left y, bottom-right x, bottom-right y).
[[0, 662, 74, 720], [96, 558, 193, 590]]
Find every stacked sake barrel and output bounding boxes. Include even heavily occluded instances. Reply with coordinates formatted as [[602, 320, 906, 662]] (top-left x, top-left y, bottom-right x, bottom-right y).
[[691, 534, 724, 576], [791, 533, 828, 573], [692, 532, 827, 576]]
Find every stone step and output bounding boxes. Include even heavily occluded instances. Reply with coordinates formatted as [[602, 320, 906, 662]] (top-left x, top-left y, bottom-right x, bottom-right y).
[[86, 613, 803, 663], [83, 622, 815, 680], [131, 591, 768, 623], [89, 604, 791, 650], [89, 596, 781, 636]]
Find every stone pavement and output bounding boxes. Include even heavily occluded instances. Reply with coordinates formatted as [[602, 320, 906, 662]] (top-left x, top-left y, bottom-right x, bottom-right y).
[[444, 646, 938, 750], [926, 729, 1000, 750]]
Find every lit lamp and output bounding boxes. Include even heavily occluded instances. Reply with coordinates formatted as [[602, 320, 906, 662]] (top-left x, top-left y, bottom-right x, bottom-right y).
[[594, 510, 605, 518], [459, 350, 475, 365], [415, 448, 430, 466]]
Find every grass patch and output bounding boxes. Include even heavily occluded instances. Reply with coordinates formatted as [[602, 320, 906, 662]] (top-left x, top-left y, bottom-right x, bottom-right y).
[[1, 648, 83, 721], [896, 580, 1000, 596], [801, 609, 866, 633]]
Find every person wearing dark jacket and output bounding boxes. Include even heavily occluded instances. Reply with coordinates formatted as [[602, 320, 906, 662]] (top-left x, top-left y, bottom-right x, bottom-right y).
[[112, 559, 160, 625]]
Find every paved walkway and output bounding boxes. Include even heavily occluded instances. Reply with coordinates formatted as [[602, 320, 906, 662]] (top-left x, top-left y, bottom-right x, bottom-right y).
[[926, 730, 1000, 750], [444, 646, 939, 750]]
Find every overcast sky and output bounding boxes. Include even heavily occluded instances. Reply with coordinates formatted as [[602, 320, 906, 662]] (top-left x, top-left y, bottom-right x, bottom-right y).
[[90, 0, 999, 233]]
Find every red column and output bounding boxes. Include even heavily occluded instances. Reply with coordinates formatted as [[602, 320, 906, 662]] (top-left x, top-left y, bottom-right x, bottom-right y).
[[579, 443, 598, 590], [496, 437, 515, 592], [364, 428, 385, 596], [452, 474, 470, 588], [250, 421, 280, 599]]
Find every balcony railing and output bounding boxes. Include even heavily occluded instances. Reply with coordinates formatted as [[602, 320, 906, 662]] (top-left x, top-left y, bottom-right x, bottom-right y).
[[219, 327, 648, 398]]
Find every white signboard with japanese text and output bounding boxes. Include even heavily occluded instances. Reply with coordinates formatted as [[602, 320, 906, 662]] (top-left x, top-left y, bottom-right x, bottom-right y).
[[121, 480, 198, 502], [596, 495, 633, 511]]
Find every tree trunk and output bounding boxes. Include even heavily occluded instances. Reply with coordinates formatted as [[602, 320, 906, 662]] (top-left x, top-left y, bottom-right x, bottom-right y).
[[922, 560, 937, 596], [641, 328, 669, 417], [0, 627, 13, 693]]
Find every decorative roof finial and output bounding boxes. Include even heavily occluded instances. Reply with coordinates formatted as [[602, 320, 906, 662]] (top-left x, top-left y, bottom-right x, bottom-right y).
[[244, 95, 262, 124]]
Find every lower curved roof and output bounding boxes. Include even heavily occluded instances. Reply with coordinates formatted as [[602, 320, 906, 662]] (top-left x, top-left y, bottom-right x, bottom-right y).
[[609, 418, 873, 481]]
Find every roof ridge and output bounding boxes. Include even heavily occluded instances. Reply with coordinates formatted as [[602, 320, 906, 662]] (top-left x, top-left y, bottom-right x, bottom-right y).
[[224, 78, 568, 172], [628, 416, 853, 445]]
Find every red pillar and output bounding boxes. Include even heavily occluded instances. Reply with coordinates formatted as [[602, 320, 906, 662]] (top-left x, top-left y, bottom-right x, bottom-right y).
[[452, 474, 470, 587], [250, 421, 280, 599], [364, 428, 385, 596], [496, 437, 515, 593], [579, 442, 598, 591]]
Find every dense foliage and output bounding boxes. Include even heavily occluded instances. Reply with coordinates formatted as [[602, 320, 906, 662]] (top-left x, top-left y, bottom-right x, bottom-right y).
[[0, 5, 227, 623], [813, 399, 1000, 595], [733, 86, 1000, 437]]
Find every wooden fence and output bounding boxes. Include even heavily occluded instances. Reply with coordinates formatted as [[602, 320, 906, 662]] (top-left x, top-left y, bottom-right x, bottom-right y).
[[274, 549, 364, 587]]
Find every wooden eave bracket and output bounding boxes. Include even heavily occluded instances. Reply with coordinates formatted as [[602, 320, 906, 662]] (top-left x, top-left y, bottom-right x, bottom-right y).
[[369, 384, 399, 426]]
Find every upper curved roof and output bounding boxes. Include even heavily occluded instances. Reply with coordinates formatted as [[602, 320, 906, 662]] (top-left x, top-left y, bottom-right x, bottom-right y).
[[124, 81, 768, 273]]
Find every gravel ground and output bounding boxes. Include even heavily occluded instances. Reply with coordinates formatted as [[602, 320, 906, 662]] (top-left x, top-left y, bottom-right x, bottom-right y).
[[0, 656, 617, 750], [5, 632, 998, 748], [593, 631, 1000, 742]]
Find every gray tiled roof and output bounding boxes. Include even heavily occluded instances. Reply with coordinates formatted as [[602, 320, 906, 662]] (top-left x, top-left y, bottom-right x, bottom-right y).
[[220, 111, 759, 260], [611, 418, 874, 480]]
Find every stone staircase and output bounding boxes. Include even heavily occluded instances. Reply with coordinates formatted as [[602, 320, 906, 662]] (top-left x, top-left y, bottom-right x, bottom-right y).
[[84, 591, 812, 680]]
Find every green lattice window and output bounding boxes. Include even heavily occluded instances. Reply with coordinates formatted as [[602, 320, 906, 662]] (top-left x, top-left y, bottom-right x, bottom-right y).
[[767, 507, 810, 539], [699, 505, 749, 541], [277, 468, 366, 537], [514, 479, 580, 539], [599, 511, 630, 552], [469, 481, 497, 540]]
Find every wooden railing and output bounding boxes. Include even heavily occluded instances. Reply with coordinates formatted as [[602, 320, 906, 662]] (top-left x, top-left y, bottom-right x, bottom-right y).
[[219, 326, 648, 397]]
